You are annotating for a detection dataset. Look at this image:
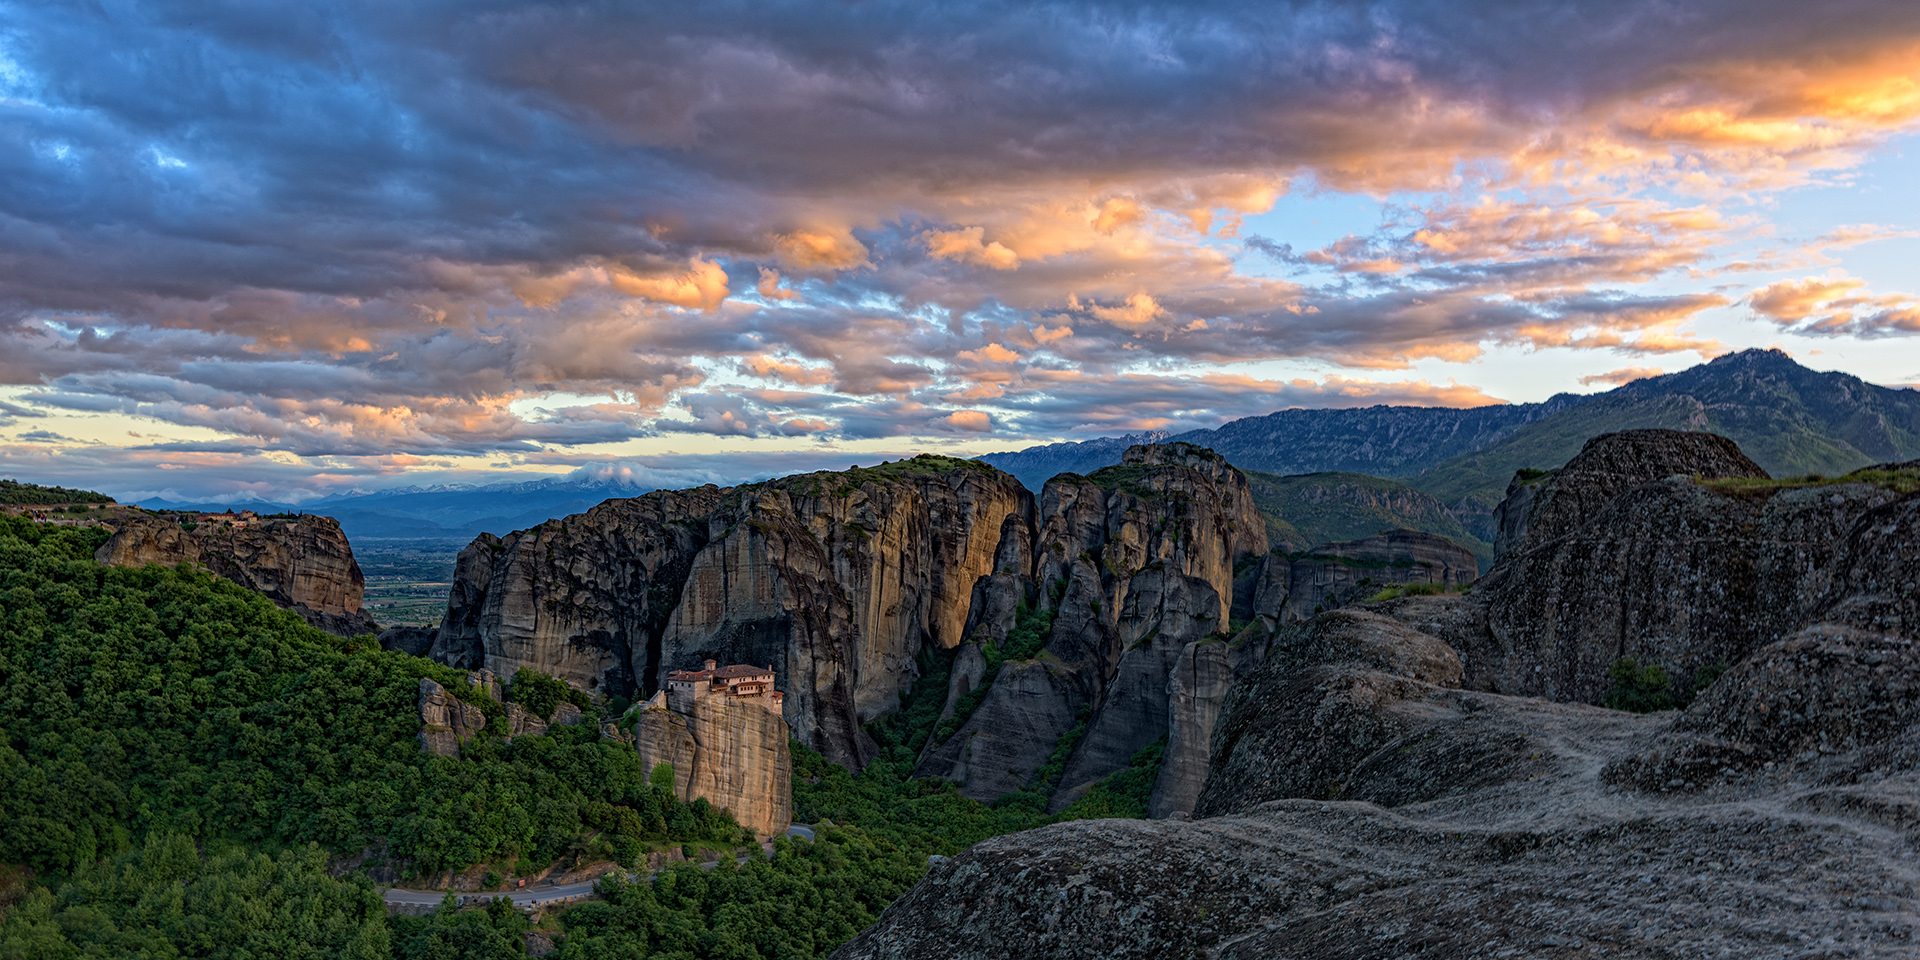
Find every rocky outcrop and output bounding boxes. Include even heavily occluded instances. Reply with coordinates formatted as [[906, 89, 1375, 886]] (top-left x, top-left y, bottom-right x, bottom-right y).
[[1278, 529, 1477, 622], [1491, 428, 1766, 559], [1195, 609, 1464, 815], [434, 456, 1029, 768], [635, 692, 792, 836], [917, 442, 1270, 808], [837, 583, 1920, 960], [418, 678, 488, 758], [96, 514, 376, 635], [1471, 472, 1906, 702], [416, 669, 587, 758]]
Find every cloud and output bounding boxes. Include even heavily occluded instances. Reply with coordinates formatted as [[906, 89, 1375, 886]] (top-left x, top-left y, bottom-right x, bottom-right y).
[[1579, 366, 1666, 387], [0, 0, 1915, 492], [1749, 271, 1920, 337], [608, 259, 732, 310], [923, 227, 1021, 270]]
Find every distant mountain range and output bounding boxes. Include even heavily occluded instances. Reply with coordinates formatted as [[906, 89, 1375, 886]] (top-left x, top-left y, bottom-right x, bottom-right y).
[[136, 349, 1920, 550], [138, 476, 658, 541], [982, 349, 1920, 540]]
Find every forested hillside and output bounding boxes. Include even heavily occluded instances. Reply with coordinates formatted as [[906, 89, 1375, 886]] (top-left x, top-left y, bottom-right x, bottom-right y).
[[0, 479, 114, 506], [0, 514, 1147, 958]]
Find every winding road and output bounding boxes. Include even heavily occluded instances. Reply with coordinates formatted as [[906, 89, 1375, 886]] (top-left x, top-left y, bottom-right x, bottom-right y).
[[381, 824, 818, 912]]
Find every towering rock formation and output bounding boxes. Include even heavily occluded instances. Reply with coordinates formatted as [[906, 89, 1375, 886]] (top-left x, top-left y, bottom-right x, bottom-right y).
[[434, 455, 1030, 767], [635, 661, 793, 837], [1466, 433, 1909, 702], [95, 514, 376, 635], [916, 442, 1271, 809]]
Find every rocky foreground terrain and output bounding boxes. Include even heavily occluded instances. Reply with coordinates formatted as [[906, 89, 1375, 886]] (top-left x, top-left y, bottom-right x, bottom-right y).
[[835, 431, 1920, 959]]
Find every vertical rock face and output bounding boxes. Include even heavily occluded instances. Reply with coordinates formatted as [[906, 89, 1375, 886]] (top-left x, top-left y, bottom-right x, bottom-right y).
[[434, 456, 1030, 768], [1146, 633, 1269, 818], [95, 514, 376, 636], [918, 442, 1272, 808], [1472, 472, 1905, 702], [1278, 529, 1478, 622], [634, 680, 793, 837]]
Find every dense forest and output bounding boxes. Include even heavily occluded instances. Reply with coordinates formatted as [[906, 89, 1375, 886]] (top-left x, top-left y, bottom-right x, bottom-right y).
[[0, 513, 1153, 958]]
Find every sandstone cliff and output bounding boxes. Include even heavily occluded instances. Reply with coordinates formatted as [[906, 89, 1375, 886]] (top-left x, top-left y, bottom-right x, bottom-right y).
[[635, 692, 793, 837], [96, 514, 377, 635], [434, 455, 1029, 768]]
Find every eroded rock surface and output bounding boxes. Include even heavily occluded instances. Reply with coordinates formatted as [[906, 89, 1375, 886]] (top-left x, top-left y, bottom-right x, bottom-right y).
[[1472, 473, 1905, 702], [916, 443, 1269, 805], [836, 437, 1920, 960], [1491, 428, 1766, 559], [436, 456, 1028, 767], [417, 678, 487, 758], [96, 514, 376, 635]]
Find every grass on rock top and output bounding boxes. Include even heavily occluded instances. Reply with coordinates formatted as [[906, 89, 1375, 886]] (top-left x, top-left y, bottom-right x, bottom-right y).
[[1698, 464, 1920, 498]]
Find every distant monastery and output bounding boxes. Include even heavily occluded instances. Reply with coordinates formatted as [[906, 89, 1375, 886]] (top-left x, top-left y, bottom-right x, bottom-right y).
[[637, 660, 793, 836], [655, 660, 785, 714]]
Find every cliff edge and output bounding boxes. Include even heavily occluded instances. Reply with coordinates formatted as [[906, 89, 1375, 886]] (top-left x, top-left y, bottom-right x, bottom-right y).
[[96, 514, 377, 636]]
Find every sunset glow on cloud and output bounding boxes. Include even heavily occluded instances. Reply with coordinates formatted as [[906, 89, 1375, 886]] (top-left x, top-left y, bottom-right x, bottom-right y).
[[3, 0, 1919, 500]]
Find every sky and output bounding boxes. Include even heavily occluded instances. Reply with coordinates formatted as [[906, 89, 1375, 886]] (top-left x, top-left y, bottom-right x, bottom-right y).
[[2, 0, 1919, 502]]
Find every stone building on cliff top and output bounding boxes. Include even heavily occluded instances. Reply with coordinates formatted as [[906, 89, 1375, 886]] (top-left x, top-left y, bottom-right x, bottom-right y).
[[636, 660, 793, 836]]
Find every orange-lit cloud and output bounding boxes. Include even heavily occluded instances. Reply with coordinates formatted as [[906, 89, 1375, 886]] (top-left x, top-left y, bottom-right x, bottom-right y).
[[1579, 366, 1666, 387], [1749, 271, 1920, 337], [923, 227, 1021, 270], [608, 259, 731, 310]]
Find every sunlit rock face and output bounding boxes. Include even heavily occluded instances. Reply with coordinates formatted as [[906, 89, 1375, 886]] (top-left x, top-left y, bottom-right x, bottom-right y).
[[434, 456, 1030, 768], [95, 514, 377, 636]]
